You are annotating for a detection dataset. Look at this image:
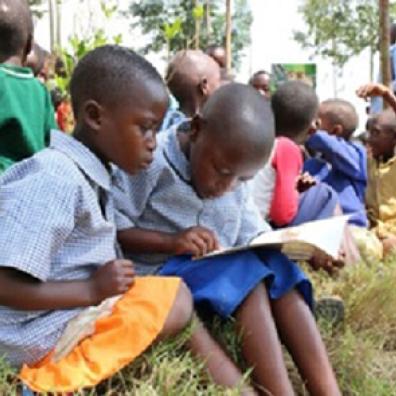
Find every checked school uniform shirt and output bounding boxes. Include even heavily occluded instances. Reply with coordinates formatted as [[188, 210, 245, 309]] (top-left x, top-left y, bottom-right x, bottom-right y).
[[0, 130, 118, 367], [112, 129, 271, 275]]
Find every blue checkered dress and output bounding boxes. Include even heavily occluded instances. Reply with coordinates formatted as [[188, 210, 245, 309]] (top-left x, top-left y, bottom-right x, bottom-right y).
[[0, 131, 118, 367]]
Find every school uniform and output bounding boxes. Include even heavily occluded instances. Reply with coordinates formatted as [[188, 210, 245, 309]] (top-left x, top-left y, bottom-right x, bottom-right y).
[[304, 131, 368, 227], [0, 130, 181, 392], [252, 137, 339, 227], [0, 64, 57, 173], [113, 129, 313, 318], [366, 155, 396, 238]]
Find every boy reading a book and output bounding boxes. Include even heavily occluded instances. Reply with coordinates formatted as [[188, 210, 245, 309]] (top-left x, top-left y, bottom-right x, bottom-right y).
[[0, 46, 251, 394], [113, 83, 340, 395]]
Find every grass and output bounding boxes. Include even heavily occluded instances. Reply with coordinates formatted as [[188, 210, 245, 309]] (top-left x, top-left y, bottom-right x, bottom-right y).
[[3, 258, 396, 395]]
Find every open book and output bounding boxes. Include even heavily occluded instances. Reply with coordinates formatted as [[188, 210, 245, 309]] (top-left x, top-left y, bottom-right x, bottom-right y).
[[199, 216, 350, 261]]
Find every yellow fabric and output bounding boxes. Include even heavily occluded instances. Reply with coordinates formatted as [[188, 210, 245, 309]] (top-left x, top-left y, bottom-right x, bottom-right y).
[[366, 156, 396, 239], [19, 276, 181, 393]]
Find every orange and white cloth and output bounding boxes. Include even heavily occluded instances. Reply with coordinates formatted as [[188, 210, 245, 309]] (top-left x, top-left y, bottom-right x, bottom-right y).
[[20, 276, 181, 393]]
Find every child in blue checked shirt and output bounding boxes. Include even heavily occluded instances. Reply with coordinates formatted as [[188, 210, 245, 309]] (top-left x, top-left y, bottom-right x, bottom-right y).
[[0, 46, 253, 394], [113, 83, 341, 395]]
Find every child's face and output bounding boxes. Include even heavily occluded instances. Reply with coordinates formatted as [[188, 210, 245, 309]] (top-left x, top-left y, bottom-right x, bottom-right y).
[[188, 120, 267, 199], [250, 74, 271, 98], [368, 111, 396, 159], [94, 82, 168, 174]]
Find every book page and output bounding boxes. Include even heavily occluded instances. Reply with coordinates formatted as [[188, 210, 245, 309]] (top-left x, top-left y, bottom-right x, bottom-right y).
[[200, 216, 349, 261]]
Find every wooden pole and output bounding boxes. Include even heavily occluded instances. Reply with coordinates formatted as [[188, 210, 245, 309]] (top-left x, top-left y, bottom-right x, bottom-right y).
[[379, 0, 391, 90], [48, 0, 55, 52], [225, 0, 232, 73]]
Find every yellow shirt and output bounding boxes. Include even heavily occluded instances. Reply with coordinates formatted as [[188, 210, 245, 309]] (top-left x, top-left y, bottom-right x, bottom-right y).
[[366, 155, 396, 238]]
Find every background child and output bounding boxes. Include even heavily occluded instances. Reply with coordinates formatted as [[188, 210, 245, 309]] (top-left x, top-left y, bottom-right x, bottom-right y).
[[113, 83, 340, 395], [249, 70, 272, 98], [357, 83, 396, 257], [160, 49, 221, 132], [0, 46, 249, 394], [304, 99, 368, 227], [0, 0, 57, 173], [253, 80, 339, 228]]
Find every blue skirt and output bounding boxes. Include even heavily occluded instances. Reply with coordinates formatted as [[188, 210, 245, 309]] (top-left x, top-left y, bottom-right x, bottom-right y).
[[159, 249, 312, 318]]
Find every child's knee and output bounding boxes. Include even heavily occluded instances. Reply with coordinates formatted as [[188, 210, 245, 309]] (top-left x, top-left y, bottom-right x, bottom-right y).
[[161, 280, 193, 337]]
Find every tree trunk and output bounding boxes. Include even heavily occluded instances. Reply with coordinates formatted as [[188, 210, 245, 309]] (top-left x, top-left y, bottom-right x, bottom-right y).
[[379, 0, 391, 89], [225, 0, 232, 73], [48, 0, 55, 52], [194, 0, 199, 49], [205, 0, 211, 42]]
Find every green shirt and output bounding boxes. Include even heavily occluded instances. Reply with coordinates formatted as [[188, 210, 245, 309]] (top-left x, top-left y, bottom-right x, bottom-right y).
[[0, 63, 57, 173]]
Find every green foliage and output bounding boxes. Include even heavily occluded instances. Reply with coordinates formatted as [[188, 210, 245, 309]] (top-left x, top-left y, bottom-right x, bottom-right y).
[[28, 0, 46, 18], [294, 0, 396, 67], [127, 0, 252, 70]]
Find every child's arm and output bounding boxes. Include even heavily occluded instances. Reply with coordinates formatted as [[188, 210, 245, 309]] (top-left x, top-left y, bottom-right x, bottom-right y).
[[269, 138, 302, 227], [0, 259, 135, 311], [356, 83, 396, 113], [118, 226, 219, 258], [305, 131, 365, 180]]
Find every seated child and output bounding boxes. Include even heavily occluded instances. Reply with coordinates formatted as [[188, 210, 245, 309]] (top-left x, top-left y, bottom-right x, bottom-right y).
[[249, 70, 272, 98], [253, 80, 339, 228], [357, 83, 396, 257], [113, 83, 341, 395], [160, 49, 221, 132], [0, 46, 250, 394], [304, 99, 368, 227], [0, 0, 57, 173]]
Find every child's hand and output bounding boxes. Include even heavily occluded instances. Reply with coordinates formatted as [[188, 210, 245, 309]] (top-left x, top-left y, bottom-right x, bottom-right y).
[[356, 83, 390, 99], [309, 251, 344, 275], [90, 259, 135, 304], [296, 172, 316, 193], [172, 226, 220, 258]]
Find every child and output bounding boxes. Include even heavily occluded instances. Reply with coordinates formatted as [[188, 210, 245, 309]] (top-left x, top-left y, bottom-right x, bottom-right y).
[[249, 70, 272, 98], [113, 83, 341, 395], [357, 83, 396, 256], [0, 0, 57, 173], [0, 46, 251, 394], [253, 81, 339, 228], [164, 49, 221, 129], [304, 99, 368, 227]]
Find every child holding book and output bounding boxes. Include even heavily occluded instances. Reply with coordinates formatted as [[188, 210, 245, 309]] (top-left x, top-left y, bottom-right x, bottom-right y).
[[113, 83, 341, 395]]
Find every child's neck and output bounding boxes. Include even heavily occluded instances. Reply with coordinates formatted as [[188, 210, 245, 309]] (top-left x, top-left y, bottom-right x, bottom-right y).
[[0, 55, 25, 67], [179, 97, 200, 118]]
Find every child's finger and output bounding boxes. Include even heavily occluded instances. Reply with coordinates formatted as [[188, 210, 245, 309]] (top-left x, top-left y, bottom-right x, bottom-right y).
[[199, 229, 219, 252], [190, 236, 208, 257]]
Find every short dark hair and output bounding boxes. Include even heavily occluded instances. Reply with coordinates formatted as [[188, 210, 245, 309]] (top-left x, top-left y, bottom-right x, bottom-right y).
[[70, 45, 165, 118], [271, 80, 318, 138], [320, 99, 358, 138], [0, 0, 33, 60], [202, 83, 275, 161]]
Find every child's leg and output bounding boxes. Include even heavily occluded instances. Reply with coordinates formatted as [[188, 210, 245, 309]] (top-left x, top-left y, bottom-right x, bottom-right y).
[[159, 282, 256, 395], [235, 282, 294, 395], [271, 290, 341, 396]]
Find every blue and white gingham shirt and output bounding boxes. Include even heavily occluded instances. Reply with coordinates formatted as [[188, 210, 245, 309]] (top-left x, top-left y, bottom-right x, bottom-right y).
[[0, 130, 118, 367], [113, 130, 271, 275]]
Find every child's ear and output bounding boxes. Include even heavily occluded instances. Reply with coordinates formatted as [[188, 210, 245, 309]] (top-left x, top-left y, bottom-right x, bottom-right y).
[[333, 124, 343, 137], [83, 100, 104, 132], [198, 77, 209, 98], [190, 114, 203, 142], [22, 34, 33, 65]]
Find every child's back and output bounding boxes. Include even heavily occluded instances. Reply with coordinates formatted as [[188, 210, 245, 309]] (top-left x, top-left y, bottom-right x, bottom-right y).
[[304, 99, 368, 227], [0, 0, 56, 173]]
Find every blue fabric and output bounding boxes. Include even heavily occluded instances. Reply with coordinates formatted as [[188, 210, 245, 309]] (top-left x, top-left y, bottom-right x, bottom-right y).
[[159, 249, 312, 317], [304, 131, 368, 227], [290, 183, 339, 226]]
